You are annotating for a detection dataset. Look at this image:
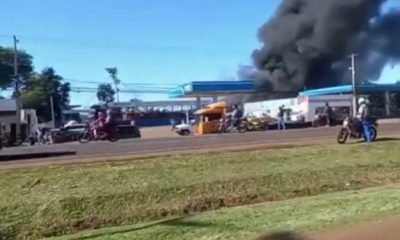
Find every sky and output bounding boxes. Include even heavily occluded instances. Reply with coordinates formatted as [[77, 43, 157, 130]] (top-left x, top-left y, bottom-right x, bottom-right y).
[[1, 0, 399, 107]]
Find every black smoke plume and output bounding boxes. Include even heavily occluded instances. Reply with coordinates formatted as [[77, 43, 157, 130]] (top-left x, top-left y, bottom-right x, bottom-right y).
[[251, 0, 400, 93]]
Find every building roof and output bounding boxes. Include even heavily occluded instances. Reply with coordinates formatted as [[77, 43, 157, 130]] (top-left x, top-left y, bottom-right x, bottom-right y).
[[168, 80, 256, 98], [0, 99, 16, 112], [299, 83, 400, 96], [169, 81, 400, 99]]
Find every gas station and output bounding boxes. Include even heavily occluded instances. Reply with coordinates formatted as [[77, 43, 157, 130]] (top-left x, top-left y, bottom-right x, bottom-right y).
[[168, 80, 257, 108], [169, 80, 400, 117], [299, 83, 400, 116]]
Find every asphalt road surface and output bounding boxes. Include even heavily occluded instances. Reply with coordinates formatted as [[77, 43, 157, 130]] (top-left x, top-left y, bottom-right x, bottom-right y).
[[2, 123, 400, 159]]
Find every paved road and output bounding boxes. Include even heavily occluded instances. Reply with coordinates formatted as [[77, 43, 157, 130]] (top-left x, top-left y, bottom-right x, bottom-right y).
[[311, 216, 400, 240], [2, 123, 400, 159]]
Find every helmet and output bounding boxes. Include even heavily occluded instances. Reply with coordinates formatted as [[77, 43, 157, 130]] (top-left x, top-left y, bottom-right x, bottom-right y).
[[358, 97, 366, 105]]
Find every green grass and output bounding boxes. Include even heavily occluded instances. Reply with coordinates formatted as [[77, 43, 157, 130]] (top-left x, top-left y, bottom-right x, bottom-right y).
[[53, 184, 400, 240], [2, 141, 400, 239]]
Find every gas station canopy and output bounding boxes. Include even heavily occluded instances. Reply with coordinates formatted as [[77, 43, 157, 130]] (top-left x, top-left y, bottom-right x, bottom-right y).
[[168, 80, 256, 98], [299, 84, 400, 96]]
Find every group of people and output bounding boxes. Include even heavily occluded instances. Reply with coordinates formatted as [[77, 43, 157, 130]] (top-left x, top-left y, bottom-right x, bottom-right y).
[[277, 97, 373, 143], [170, 98, 374, 143]]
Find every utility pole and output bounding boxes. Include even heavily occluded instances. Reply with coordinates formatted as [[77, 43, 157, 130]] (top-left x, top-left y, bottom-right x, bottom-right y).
[[348, 53, 358, 117], [13, 35, 22, 144], [50, 96, 56, 128]]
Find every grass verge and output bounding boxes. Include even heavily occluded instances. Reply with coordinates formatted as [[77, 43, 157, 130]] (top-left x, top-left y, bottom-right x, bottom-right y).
[[53, 184, 400, 240], [1, 141, 400, 239]]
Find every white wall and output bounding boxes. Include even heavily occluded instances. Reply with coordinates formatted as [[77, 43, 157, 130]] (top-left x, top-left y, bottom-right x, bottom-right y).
[[244, 98, 297, 118], [245, 94, 353, 122]]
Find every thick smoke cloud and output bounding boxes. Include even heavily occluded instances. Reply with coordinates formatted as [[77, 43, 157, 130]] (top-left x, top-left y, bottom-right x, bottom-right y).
[[221, 65, 296, 105], [251, 0, 400, 93]]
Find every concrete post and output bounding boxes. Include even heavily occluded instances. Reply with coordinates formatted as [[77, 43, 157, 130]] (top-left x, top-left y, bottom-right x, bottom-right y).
[[385, 91, 391, 117], [196, 96, 201, 109]]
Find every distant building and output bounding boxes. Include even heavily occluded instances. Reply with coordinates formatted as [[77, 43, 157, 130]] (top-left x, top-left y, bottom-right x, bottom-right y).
[[0, 99, 38, 144], [110, 99, 213, 112]]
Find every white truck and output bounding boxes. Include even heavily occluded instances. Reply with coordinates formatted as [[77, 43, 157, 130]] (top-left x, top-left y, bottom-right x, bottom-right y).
[[244, 94, 352, 124]]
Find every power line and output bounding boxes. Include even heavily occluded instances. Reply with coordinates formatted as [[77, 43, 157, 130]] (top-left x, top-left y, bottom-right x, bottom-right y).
[[70, 87, 168, 94], [2, 85, 172, 94], [0, 34, 240, 53], [61, 78, 179, 87]]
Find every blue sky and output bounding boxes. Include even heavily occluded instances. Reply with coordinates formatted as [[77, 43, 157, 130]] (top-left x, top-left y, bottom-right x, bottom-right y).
[[1, 0, 399, 107]]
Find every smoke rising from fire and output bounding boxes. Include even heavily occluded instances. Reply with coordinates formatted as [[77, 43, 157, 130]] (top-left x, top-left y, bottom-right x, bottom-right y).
[[248, 0, 400, 94]]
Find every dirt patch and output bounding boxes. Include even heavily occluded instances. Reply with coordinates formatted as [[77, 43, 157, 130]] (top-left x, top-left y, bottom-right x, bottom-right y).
[[310, 216, 400, 240], [139, 126, 177, 139], [257, 217, 400, 240]]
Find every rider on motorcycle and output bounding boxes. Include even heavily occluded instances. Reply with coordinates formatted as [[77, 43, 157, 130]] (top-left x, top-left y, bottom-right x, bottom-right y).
[[105, 109, 114, 129], [94, 112, 106, 140], [357, 97, 372, 143], [227, 104, 242, 130]]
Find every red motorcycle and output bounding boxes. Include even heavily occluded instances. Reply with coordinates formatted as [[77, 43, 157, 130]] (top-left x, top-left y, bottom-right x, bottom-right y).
[[78, 121, 119, 143]]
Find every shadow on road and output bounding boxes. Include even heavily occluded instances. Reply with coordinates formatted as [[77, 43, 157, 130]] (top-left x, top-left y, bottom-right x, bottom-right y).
[[348, 137, 400, 145], [256, 231, 310, 240], [374, 137, 400, 142]]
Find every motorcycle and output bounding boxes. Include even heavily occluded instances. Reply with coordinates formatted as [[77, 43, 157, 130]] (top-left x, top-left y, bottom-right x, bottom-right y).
[[28, 127, 53, 146], [78, 122, 119, 143], [218, 117, 247, 133], [337, 116, 378, 144]]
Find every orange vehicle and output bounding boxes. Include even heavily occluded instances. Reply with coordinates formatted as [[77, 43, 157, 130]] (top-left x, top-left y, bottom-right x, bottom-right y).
[[193, 101, 228, 135]]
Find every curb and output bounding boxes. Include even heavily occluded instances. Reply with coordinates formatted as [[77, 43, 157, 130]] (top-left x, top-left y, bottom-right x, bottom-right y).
[[0, 151, 77, 161]]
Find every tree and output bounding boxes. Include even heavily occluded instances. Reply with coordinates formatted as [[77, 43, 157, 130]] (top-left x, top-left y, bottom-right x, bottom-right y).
[[105, 67, 121, 102], [0, 46, 34, 89], [20, 68, 70, 123], [97, 83, 115, 103], [105, 67, 121, 85]]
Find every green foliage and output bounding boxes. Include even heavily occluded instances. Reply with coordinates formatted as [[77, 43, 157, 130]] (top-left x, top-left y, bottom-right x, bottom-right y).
[[105, 67, 121, 85], [0, 46, 34, 89], [0, 45, 69, 123], [20, 68, 70, 122], [97, 83, 115, 103]]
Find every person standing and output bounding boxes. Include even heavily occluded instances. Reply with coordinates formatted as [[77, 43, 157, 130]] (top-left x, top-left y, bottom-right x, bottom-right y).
[[277, 105, 286, 131], [170, 118, 177, 131], [323, 102, 333, 127]]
